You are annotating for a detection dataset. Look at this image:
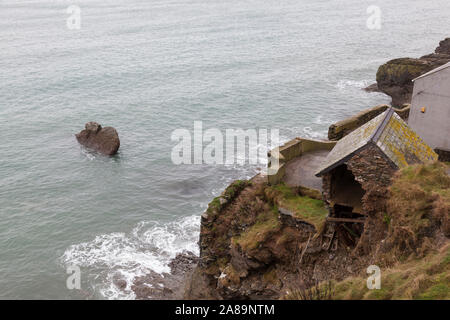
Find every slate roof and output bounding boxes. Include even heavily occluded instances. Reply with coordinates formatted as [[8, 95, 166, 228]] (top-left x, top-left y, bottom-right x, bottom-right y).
[[315, 108, 438, 176]]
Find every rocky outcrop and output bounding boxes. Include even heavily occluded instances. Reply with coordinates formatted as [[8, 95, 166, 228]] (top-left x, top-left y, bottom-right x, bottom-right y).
[[131, 252, 198, 300], [435, 38, 450, 54], [363, 83, 380, 93], [376, 58, 437, 107], [75, 122, 120, 155], [376, 38, 450, 106]]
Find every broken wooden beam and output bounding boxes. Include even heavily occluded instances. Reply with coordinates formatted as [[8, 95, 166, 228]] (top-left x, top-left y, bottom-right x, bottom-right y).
[[326, 230, 335, 251], [326, 217, 366, 224]]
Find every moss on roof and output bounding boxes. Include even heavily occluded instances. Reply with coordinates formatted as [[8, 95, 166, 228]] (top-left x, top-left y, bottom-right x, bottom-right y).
[[316, 109, 438, 176]]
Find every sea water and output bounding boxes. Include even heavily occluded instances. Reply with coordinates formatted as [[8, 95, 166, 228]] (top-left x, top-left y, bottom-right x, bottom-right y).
[[0, 0, 449, 299]]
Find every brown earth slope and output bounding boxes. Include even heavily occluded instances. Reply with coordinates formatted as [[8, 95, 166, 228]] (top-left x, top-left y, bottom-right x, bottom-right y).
[[185, 163, 450, 300]]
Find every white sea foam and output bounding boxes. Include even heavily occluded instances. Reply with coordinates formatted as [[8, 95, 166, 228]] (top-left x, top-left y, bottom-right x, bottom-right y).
[[336, 79, 372, 90], [61, 215, 200, 300], [80, 147, 97, 161], [302, 126, 327, 139], [314, 115, 331, 126]]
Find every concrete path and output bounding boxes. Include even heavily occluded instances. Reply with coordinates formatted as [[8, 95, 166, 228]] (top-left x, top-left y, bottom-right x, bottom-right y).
[[283, 150, 330, 191]]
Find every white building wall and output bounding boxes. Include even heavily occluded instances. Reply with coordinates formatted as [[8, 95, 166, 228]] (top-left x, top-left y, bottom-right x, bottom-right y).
[[409, 67, 450, 151]]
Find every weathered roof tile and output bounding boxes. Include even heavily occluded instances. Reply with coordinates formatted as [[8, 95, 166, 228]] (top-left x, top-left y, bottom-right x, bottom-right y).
[[315, 108, 438, 176]]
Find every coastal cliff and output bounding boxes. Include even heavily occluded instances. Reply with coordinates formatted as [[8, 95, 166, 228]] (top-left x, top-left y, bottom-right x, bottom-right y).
[[130, 37, 450, 300], [185, 164, 450, 299], [376, 38, 450, 106], [182, 38, 450, 300]]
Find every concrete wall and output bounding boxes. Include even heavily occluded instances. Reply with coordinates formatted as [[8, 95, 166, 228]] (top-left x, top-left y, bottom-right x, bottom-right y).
[[268, 138, 336, 185], [328, 104, 410, 141], [409, 67, 450, 150]]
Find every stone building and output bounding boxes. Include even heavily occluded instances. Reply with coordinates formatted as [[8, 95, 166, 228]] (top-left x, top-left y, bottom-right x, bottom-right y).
[[409, 62, 450, 160], [315, 108, 438, 219]]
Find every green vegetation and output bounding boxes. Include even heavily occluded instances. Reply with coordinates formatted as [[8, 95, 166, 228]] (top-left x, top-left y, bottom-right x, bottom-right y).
[[233, 206, 280, 251], [207, 180, 250, 214], [231, 183, 328, 251], [266, 184, 328, 231], [330, 244, 450, 300], [207, 196, 222, 213], [388, 162, 450, 235], [383, 213, 392, 225], [327, 163, 450, 300], [376, 58, 433, 84], [224, 180, 250, 200], [284, 281, 334, 300]]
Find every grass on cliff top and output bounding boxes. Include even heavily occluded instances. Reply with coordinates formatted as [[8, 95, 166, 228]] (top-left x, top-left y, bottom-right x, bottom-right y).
[[387, 162, 450, 235], [267, 184, 328, 232], [233, 206, 280, 251], [330, 244, 450, 300], [207, 180, 250, 214], [327, 162, 450, 300], [393, 162, 450, 195]]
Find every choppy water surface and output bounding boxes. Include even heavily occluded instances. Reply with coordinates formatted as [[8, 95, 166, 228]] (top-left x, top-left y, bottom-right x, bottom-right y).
[[0, 0, 449, 299]]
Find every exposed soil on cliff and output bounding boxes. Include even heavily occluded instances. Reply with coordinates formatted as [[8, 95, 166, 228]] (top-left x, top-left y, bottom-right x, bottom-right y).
[[185, 174, 368, 299]]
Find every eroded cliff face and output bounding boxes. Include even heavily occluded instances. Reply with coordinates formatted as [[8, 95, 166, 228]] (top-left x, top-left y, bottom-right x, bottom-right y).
[[376, 38, 450, 107], [185, 163, 450, 300], [185, 175, 364, 299]]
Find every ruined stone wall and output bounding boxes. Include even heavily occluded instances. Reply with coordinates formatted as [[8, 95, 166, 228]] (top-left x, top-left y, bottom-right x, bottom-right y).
[[346, 144, 397, 192], [322, 172, 332, 203], [321, 144, 396, 215], [347, 144, 397, 216]]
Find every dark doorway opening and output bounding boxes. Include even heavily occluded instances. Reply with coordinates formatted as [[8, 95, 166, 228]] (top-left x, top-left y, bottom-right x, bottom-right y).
[[328, 164, 366, 248], [330, 164, 365, 214]]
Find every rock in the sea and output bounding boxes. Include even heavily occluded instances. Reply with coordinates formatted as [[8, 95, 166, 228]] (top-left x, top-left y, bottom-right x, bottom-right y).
[[435, 38, 450, 54], [376, 38, 450, 106], [376, 58, 436, 107], [131, 252, 199, 300], [363, 82, 379, 93], [75, 122, 120, 155]]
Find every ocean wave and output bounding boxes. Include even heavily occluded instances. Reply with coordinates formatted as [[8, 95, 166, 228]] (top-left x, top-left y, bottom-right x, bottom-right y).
[[280, 126, 327, 140], [61, 215, 200, 300], [336, 79, 372, 90], [302, 126, 328, 139]]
